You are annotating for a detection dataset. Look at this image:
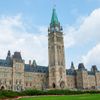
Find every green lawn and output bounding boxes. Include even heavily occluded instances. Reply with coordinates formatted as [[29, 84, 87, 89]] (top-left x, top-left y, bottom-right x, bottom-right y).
[[19, 94, 100, 100]]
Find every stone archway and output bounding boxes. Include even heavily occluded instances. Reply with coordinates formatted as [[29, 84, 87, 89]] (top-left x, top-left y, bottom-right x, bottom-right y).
[[60, 81, 65, 89], [52, 83, 56, 88], [0, 86, 5, 90]]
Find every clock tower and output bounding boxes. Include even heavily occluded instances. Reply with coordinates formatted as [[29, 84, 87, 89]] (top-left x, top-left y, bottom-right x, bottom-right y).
[[48, 8, 67, 89]]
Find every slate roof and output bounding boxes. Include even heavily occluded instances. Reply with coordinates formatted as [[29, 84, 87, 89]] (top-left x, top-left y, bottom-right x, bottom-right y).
[[24, 64, 48, 73], [12, 52, 23, 62], [0, 51, 99, 75], [66, 69, 76, 75], [0, 59, 12, 67], [0, 59, 48, 73], [88, 71, 95, 75], [78, 63, 87, 71]]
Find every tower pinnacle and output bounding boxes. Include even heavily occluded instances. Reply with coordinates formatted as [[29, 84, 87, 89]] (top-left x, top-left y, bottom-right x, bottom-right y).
[[50, 8, 59, 26], [49, 8, 62, 33]]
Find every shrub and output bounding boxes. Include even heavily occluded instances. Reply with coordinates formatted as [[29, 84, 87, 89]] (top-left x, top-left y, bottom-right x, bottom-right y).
[[20, 89, 43, 96], [0, 90, 19, 98], [0, 89, 100, 99]]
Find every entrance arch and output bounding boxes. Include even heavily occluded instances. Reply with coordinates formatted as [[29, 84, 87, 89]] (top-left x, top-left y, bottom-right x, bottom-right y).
[[1, 86, 5, 90], [52, 83, 56, 88], [60, 81, 65, 89]]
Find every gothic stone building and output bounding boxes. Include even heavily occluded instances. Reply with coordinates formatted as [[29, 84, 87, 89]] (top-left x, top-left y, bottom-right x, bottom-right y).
[[0, 8, 100, 91]]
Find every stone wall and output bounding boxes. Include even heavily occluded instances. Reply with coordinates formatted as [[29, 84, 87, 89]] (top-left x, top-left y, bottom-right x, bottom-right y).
[[12, 60, 24, 91], [66, 75, 76, 89], [88, 75, 95, 89], [95, 73, 100, 89], [24, 72, 48, 90], [0, 65, 100, 91], [0, 66, 12, 90]]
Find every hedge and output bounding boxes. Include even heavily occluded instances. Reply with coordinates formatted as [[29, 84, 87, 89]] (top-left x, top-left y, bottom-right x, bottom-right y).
[[0, 89, 100, 99]]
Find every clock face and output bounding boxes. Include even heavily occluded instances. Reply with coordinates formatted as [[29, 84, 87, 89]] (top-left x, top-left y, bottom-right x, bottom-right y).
[[51, 27, 54, 32], [50, 27, 59, 32], [55, 27, 59, 31]]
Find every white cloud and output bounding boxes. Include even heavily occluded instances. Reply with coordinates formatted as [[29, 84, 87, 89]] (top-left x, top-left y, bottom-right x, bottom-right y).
[[64, 8, 100, 68], [82, 43, 100, 69], [0, 14, 75, 66], [64, 8, 100, 46], [64, 31, 75, 48], [0, 14, 48, 66], [0, 8, 100, 68], [77, 8, 100, 41]]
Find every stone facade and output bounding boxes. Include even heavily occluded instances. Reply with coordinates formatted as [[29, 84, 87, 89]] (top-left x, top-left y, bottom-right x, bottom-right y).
[[0, 52, 100, 91], [0, 51, 48, 91], [0, 8, 100, 91], [48, 8, 67, 89]]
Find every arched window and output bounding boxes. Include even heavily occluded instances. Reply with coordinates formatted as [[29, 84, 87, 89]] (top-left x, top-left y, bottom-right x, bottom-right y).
[[26, 82, 28, 86], [60, 81, 65, 89], [59, 68, 63, 77], [1, 86, 5, 90], [51, 68, 55, 77], [52, 83, 56, 88]]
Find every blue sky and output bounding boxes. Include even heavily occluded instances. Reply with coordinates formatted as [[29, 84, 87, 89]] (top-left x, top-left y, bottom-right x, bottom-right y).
[[0, 0, 99, 23], [0, 0, 100, 25], [0, 0, 100, 70]]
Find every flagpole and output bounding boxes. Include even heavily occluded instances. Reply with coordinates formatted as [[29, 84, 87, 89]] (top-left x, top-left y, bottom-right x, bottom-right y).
[[52, 0, 56, 8]]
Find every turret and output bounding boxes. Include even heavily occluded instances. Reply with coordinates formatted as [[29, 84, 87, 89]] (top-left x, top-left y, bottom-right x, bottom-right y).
[[6, 50, 12, 66], [77, 63, 88, 89], [91, 65, 98, 73], [78, 63, 86, 71], [32, 60, 37, 67], [71, 62, 75, 70], [12, 52, 24, 91]]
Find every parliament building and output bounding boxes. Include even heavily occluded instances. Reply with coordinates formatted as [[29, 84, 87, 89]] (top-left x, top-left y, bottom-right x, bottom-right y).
[[0, 8, 100, 91]]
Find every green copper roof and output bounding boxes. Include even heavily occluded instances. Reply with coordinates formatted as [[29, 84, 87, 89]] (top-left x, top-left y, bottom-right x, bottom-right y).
[[51, 8, 59, 26]]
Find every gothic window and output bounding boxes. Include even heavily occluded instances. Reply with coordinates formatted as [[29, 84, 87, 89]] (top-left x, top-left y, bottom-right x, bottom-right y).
[[50, 46, 55, 66], [57, 32, 62, 36], [52, 83, 56, 88], [51, 68, 55, 77], [60, 81, 65, 89], [30, 83, 32, 86], [57, 37, 62, 42], [59, 68, 63, 77], [19, 80, 21, 84], [57, 46, 60, 65], [51, 37, 54, 42], [26, 82, 28, 86], [4, 79, 6, 84], [9, 80, 12, 85], [16, 80, 18, 84], [15, 64, 19, 67]]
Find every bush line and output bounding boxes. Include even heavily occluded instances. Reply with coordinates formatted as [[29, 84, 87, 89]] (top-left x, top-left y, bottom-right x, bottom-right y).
[[0, 89, 100, 99]]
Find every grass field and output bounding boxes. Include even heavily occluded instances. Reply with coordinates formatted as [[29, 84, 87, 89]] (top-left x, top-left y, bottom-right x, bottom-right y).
[[19, 94, 100, 100]]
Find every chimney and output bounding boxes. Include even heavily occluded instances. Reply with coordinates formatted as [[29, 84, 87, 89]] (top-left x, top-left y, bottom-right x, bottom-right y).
[[29, 60, 31, 66]]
